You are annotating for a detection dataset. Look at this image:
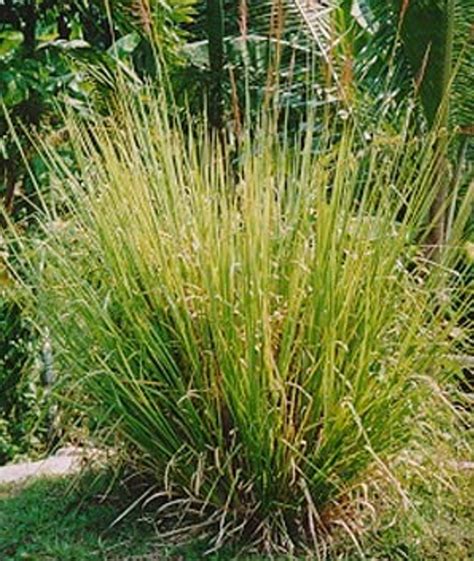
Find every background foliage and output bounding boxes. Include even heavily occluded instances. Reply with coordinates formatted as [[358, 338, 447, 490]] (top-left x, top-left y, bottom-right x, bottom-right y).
[[0, 296, 44, 464]]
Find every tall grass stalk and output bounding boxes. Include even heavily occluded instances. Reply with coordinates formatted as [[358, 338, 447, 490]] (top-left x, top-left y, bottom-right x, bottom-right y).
[[10, 89, 472, 553]]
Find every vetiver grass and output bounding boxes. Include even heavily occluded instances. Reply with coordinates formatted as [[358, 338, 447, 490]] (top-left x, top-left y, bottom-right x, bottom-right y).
[[9, 90, 472, 554]]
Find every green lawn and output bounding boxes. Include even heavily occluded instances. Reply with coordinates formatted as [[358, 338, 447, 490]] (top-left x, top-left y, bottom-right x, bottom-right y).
[[0, 476, 159, 561]]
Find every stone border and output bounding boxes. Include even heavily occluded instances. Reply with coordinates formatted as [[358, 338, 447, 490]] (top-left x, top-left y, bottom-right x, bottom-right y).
[[0, 447, 99, 486]]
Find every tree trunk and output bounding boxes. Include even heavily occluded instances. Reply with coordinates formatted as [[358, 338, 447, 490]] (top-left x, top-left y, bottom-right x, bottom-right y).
[[23, 0, 37, 54], [206, 0, 225, 131]]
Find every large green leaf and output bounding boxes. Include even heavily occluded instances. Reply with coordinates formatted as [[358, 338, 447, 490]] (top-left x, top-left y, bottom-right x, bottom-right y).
[[0, 31, 24, 59], [382, 0, 472, 133], [391, 0, 454, 128], [451, 0, 474, 133]]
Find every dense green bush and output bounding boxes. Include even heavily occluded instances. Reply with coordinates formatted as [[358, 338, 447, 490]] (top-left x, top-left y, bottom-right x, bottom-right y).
[[0, 296, 44, 464], [0, 238, 52, 464], [16, 87, 470, 552], [1, 0, 198, 217]]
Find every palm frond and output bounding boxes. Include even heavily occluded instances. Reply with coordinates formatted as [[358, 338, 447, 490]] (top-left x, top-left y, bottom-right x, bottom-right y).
[[451, 0, 474, 133], [287, 0, 333, 45], [391, 0, 455, 127], [294, 0, 472, 134]]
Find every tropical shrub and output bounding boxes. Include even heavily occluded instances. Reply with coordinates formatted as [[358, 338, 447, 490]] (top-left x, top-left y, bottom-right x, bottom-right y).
[[11, 89, 471, 552], [0, 235, 57, 464], [0, 295, 45, 464], [0, 0, 197, 216]]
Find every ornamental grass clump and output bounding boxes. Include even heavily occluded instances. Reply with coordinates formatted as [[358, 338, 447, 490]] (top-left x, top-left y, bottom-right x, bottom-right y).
[[20, 93, 470, 552]]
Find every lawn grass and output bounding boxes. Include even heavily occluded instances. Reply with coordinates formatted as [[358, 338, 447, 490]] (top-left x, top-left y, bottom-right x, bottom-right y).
[[0, 475, 159, 561]]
